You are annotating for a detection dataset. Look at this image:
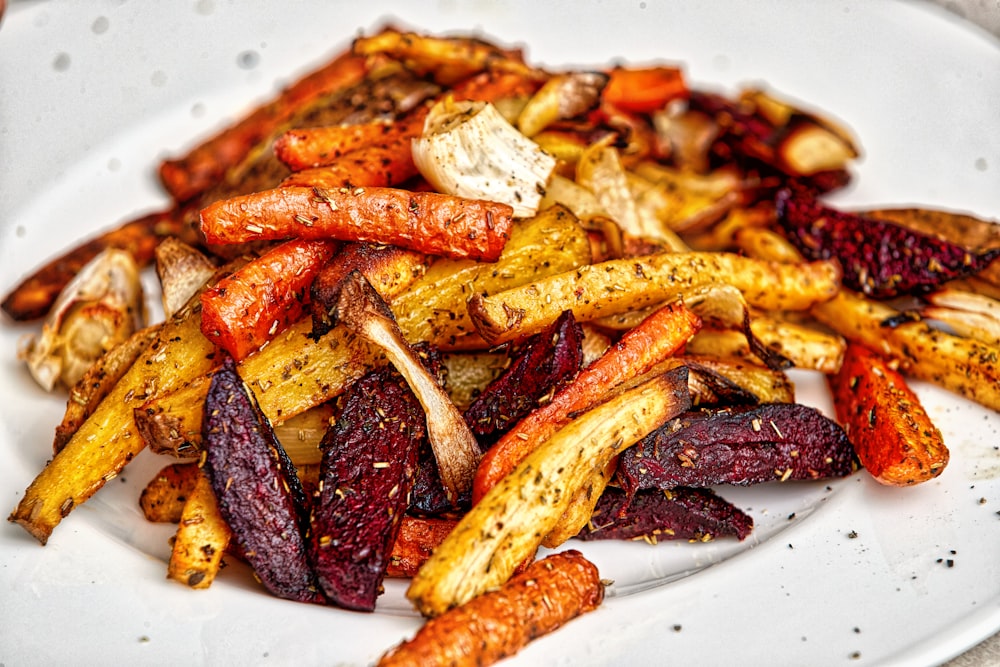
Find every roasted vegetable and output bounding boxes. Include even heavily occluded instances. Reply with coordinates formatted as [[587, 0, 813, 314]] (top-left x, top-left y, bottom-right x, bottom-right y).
[[200, 185, 515, 262], [468, 251, 840, 345], [577, 486, 753, 542], [201, 356, 322, 603], [154, 237, 218, 319], [407, 368, 690, 617], [381, 550, 603, 667], [386, 516, 459, 578], [463, 309, 584, 445], [331, 271, 481, 504], [618, 403, 856, 494], [830, 343, 948, 485], [308, 364, 425, 611], [516, 71, 607, 137], [19, 248, 145, 392], [776, 188, 1000, 298], [413, 99, 557, 218], [200, 239, 340, 360], [139, 462, 199, 523], [166, 467, 232, 589]]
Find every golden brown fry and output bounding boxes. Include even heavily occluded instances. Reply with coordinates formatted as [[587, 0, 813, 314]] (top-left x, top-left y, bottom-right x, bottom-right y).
[[139, 462, 199, 523], [167, 468, 232, 589], [407, 368, 690, 617], [468, 252, 840, 345]]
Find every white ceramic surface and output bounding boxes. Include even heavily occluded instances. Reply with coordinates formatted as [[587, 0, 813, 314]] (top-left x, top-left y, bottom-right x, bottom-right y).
[[1, 2, 998, 666]]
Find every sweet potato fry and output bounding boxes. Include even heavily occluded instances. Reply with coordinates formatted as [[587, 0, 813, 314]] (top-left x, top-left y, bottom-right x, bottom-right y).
[[830, 343, 948, 485], [158, 50, 368, 202], [472, 301, 701, 505], [407, 368, 689, 617], [468, 251, 840, 345], [200, 186, 514, 262], [166, 466, 232, 589], [199, 239, 340, 361], [385, 516, 458, 578], [381, 550, 602, 667]]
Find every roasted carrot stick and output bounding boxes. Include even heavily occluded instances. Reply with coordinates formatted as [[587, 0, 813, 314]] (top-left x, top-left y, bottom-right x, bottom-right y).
[[200, 186, 514, 261], [472, 300, 701, 504], [274, 120, 400, 171], [385, 516, 459, 578], [158, 50, 369, 202], [602, 65, 688, 113], [830, 342, 949, 486], [378, 550, 603, 667], [199, 238, 340, 361]]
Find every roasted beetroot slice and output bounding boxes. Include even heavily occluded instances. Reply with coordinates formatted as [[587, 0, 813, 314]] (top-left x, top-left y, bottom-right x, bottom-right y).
[[577, 486, 753, 542], [776, 188, 1000, 298], [463, 309, 584, 445], [618, 403, 855, 494], [409, 443, 470, 515], [309, 364, 426, 611], [201, 356, 323, 604]]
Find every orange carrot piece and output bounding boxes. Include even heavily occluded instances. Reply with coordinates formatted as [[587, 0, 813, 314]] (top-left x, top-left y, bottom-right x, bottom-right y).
[[830, 343, 949, 486], [200, 238, 339, 361], [385, 516, 459, 578], [472, 300, 701, 504], [158, 51, 369, 202], [274, 120, 400, 171], [602, 65, 688, 114], [280, 69, 541, 187], [200, 186, 514, 262], [378, 550, 603, 667]]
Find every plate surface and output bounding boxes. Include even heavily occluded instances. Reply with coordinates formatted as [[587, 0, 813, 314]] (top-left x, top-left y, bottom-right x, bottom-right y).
[[2, 2, 999, 666]]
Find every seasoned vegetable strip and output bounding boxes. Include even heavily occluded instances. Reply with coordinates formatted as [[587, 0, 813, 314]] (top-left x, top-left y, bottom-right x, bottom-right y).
[[201, 357, 322, 603], [830, 343, 948, 485], [463, 309, 584, 445], [200, 186, 514, 262], [308, 365, 425, 611], [386, 516, 459, 578], [158, 50, 368, 202], [776, 188, 1000, 298], [473, 301, 701, 504], [577, 486, 753, 542], [380, 551, 603, 667], [407, 368, 690, 617], [166, 468, 232, 590], [200, 239, 340, 361], [618, 403, 855, 494]]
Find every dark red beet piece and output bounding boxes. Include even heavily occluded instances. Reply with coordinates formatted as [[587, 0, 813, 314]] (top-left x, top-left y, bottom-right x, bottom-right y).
[[618, 403, 855, 494], [309, 364, 425, 611], [576, 486, 753, 542], [463, 309, 584, 445], [201, 356, 323, 604], [775, 188, 1000, 298]]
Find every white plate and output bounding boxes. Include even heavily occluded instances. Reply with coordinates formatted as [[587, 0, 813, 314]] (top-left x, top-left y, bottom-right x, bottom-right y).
[[2, 2, 999, 666]]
